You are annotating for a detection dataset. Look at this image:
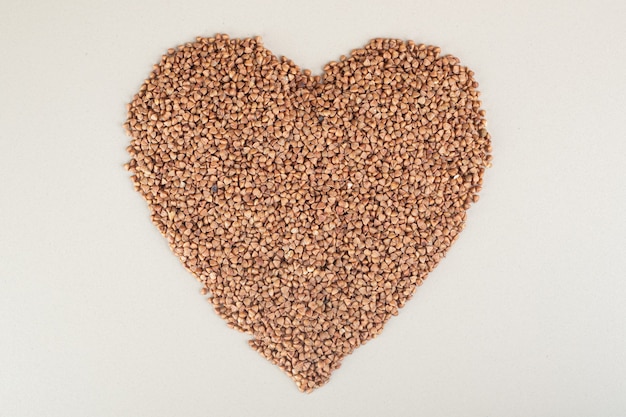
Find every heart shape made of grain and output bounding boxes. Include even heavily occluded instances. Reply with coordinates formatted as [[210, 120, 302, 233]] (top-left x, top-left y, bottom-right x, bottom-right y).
[[125, 34, 491, 392]]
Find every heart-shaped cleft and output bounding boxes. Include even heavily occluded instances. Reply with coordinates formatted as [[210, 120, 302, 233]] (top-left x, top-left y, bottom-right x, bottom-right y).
[[124, 34, 492, 392]]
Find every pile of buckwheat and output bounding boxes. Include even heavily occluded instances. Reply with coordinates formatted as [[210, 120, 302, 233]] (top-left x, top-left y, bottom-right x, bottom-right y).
[[125, 34, 491, 392]]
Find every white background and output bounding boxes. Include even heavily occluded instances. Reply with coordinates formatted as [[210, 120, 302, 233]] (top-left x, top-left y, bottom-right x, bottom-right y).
[[1, 0, 625, 416]]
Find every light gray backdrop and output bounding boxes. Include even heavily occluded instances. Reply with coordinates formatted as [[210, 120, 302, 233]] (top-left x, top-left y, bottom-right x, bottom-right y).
[[1, 0, 625, 416]]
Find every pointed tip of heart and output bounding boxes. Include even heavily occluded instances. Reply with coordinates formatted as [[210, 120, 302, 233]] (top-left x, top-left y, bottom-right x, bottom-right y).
[[249, 338, 338, 393]]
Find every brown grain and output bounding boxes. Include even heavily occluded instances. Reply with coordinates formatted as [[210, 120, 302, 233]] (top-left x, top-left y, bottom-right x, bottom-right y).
[[124, 34, 492, 392]]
